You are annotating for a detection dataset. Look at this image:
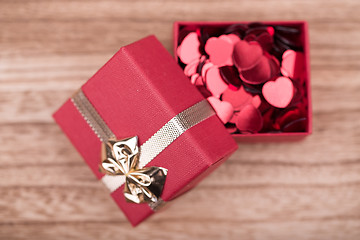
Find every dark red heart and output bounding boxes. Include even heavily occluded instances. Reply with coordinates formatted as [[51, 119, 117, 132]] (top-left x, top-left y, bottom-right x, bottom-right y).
[[240, 55, 271, 84], [233, 40, 263, 70]]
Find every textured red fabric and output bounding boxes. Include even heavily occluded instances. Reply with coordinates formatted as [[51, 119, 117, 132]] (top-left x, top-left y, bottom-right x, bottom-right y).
[[53, 35, 237, 226]]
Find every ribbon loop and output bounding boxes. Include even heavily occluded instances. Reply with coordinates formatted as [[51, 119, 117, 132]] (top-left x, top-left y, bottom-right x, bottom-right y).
[[100, 136, 167, 204]]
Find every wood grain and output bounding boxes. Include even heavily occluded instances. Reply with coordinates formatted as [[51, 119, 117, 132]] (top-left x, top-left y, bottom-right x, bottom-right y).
[[1, 0, 360, 239]]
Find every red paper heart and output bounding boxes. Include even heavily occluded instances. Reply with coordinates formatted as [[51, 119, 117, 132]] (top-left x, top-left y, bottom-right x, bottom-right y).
[[219, 66, 241, 88], [177, 32, 201, 64], [226, 123, 238, 134], [233, 40, 263, 70], [207, 97, 234, 123], [205, 35, 234, 66], [274, 107, 301, 130], [262, 76, 294, 108], [196, 85, 212, 98], [222, 86, 254, 111], [235, 104, 263, 133], [282, 117, 307, 132], [268, 53, 280, 77], [240, 55, 271, 84], [229, 111, 239, 124], [244, 32, 273, 51]]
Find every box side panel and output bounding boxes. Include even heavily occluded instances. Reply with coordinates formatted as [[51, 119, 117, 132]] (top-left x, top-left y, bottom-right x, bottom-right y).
[[53, 99, 103, 179]]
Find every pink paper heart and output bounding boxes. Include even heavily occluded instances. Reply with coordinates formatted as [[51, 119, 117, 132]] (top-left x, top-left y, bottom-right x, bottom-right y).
[[184, 58, 199, 77], [190, 73, 204, 86], [281, 50, 305, 79], [201, 61, 214, 77], [262, 76, 294, 108], [226, 34, 241, 44], [207, 97, 234, 123], [205, 67, 229, 98], [177, 32, 201, 64], [205, 35, 234, 67], [233, 40, 263, 70]]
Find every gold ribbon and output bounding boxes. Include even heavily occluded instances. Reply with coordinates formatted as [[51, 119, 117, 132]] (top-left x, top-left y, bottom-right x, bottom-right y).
[[100, 136, 167, 204], [71, 89, 215, 209]]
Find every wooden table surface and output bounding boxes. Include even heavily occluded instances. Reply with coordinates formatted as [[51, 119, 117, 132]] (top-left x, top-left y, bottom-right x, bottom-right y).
[[1, 0, 360, 239]]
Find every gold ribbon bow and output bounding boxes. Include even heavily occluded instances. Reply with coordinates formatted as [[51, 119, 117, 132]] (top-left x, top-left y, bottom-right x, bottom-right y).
[[100, 136, 167, 204]]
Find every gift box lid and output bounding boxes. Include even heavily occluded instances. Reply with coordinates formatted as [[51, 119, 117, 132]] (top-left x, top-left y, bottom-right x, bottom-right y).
[[53, 35, 238, 226]]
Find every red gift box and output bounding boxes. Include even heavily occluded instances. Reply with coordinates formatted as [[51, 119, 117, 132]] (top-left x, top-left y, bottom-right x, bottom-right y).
[[53, 36, 238, 226], [173, 21, 312, 141]]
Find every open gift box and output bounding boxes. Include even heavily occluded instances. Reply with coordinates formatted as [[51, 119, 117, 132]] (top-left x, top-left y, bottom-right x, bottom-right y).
[[53, 36, 238, 226], [54, 21, 311, 226], [174, 21, 312, 140]]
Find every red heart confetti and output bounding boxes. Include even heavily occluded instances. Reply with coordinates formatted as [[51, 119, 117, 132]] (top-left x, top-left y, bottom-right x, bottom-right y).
[[222, 86, 259, 111], [235, 104, 263, 133], [222, 86, 250, 110], [233, 40, 263, 70], [177, 23, 308, 134], [225, 124, 238, 134], [240, 55, 272, 85], [219, 66, 241, 88], [244, 32, 273, 52], [282, 117, 307, 132]]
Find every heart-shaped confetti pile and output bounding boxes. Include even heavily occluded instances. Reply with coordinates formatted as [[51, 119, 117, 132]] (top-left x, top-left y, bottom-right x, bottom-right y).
[[177, 23, 308, 134]]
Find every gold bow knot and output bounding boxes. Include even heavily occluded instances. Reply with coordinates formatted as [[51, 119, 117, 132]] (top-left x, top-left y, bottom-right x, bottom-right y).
[[100, 136, 167, 204]]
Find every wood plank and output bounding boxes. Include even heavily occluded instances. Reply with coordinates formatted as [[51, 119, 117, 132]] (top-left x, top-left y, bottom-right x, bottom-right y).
[[0, 109, 360, 167], [1, 220, 359, 240], [1, 69, 360, 124], [0, 0, 359, 23], [1, 184, 359, 223], [1, 157, 360, 187]]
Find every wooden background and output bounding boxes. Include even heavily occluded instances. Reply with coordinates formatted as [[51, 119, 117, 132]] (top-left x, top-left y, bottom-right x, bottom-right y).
[[1, 0, 360, 239]]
